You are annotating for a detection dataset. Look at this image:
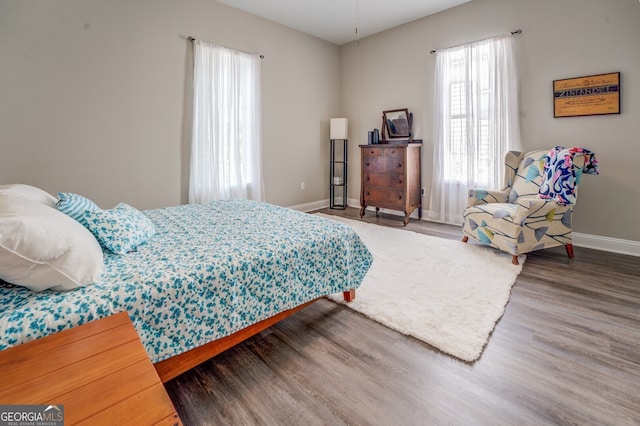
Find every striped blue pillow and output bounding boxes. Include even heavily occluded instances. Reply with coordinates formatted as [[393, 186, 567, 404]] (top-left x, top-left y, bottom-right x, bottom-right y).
[[57, 192, 100, 228]]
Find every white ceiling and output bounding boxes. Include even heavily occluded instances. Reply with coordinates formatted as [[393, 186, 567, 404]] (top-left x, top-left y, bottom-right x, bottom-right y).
[[217, 0, 472, 46]]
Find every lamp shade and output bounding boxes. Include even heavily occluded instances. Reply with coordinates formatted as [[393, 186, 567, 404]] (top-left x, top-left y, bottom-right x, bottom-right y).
[[330, 118, 348, 140]]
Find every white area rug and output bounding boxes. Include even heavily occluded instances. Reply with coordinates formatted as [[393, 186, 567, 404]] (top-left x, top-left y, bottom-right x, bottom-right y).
[[319, 214, 524, 362]]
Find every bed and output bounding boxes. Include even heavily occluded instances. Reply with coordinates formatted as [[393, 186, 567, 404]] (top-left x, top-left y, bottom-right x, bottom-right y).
[[0, 198, 372, 381]]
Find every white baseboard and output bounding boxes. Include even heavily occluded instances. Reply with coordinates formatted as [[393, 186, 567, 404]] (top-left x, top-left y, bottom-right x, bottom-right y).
[[572, 232, 640, 257], [288, 199, 329, 212], [297, 198, 640, 257]]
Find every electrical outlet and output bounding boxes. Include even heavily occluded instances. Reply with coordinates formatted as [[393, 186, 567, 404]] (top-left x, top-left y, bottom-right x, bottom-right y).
[[421, 187, 425, 196], [300, 182, 305, 191]]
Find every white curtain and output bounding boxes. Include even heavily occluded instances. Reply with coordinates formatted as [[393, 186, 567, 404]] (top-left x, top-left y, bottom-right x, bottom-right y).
[[429, 34, 520, 224], [189, 40, 264, 203]]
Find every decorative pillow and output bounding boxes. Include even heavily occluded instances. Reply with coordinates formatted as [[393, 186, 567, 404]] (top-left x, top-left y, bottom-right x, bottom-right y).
[[83, 203, 155, 254], [0, 194, 104, 292], [57, 192, 101, 228], [0, 183, 58, 207]]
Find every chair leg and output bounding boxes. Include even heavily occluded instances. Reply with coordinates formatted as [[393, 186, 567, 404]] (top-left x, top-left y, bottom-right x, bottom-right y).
[[565, 243, 575, 259], [462, 235, 519, 265]]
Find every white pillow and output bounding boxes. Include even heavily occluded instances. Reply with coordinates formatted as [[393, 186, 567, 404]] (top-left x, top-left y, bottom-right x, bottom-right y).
[[0, 183, 58, 207], [0, 194, 105, 292]]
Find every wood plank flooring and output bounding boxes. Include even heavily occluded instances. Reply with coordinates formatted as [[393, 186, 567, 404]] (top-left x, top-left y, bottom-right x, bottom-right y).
[[165, 208, 640, 425]]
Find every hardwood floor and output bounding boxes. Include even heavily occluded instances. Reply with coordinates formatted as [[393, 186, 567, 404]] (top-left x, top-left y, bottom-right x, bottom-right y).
[[165, 207, 640, 425]]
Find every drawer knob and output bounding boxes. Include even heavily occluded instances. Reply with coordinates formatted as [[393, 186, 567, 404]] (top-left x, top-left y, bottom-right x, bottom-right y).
[[397, 179, 402, 184], [397, 163, 402, 168], [370, 150, 375, 154], [398, 195, 403, 200], [366, 162, 370, 167], [366, 191, 370, 196], [366, 176, 370, 181]]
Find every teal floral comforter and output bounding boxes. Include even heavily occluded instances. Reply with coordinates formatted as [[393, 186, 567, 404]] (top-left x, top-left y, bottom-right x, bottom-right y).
[[0, 200, 372, 362]]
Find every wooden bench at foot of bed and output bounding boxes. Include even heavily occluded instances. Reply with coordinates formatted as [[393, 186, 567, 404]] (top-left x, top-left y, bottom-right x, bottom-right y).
[[154, 290, 355, 382]]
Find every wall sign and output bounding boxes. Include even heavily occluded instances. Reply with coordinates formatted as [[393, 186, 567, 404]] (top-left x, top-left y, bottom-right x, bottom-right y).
[[553, 72, 620, 118]]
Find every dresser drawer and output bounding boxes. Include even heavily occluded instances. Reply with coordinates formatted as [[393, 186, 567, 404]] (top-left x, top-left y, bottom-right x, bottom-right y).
[[363, 172, 384, 187], [362, 187, 406, 205], [385, 157, 405, 173], [363, 173, 404, 189], [362, 156, 385, 172], [383, 146, 404, 158], [362, 147, 383, 156], [363, 156, 404, 173], [387, 173, 405, 189]]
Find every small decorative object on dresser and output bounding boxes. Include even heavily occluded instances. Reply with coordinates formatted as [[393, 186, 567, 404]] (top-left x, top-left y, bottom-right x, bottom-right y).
[[359, 141, 422, 226]]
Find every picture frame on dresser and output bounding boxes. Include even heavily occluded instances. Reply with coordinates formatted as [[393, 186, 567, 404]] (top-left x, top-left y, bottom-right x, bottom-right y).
[[381, 108, 413, 141]]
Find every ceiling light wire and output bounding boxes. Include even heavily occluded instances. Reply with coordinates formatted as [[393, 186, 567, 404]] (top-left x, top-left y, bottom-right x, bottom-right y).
[[355, 0, 360, 46]]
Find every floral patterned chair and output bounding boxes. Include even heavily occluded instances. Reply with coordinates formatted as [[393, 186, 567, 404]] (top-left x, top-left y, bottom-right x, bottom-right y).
[[461, 148, 597, 265]]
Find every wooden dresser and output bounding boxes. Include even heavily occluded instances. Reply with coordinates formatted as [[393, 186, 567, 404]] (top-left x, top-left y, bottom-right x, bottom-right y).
[[359, 142, 422, 226], [0, 312, 182, 425]]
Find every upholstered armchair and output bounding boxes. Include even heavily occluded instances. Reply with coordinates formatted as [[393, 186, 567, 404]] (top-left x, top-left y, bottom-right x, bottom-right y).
[[461, 148, 595, 265]]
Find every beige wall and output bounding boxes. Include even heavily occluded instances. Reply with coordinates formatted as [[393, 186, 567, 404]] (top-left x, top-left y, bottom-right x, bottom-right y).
[[341, 0, 640, 241], [0, 0, 340, 209], [2, 0, 639, 243]]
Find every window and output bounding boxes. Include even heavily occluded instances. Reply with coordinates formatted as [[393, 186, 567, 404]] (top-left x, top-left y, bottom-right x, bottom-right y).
[[189, 40, 264, 203], [429, 35, 520, 224]]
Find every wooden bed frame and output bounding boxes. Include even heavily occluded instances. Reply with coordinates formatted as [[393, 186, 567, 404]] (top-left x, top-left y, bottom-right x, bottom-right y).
[[154, 290, 355, 382]]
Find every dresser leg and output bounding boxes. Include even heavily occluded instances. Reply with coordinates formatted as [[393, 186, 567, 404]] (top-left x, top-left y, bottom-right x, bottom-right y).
[[359, 206, 366, 218], [375, 207, 380, 217], [403, 213, 409, 226]]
